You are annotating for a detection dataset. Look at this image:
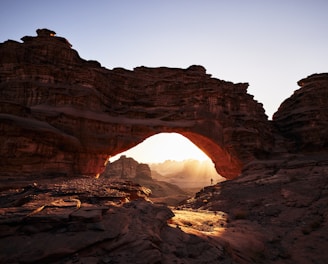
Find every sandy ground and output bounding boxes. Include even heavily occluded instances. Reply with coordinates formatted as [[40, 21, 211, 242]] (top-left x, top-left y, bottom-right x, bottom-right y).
[[168, 209, 228, 235]]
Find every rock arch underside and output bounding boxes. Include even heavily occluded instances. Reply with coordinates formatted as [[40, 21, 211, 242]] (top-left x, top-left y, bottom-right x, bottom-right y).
[[0, 29, 327, 181]]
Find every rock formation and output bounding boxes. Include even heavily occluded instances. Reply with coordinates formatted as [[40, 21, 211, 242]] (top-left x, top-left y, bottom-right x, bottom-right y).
[[102, 155, 152, 180], [179, 152, 328, 263], [1, 29, 328, 264], [273, 73, 328, 153], [136, 163, 152, 180], [101, 155, 139, 179], [0, 29, 274, 180]]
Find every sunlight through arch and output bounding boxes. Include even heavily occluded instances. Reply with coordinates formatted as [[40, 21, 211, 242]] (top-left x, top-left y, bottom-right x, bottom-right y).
[[109, 132, 210, 163], [107, 132, 225, 188]]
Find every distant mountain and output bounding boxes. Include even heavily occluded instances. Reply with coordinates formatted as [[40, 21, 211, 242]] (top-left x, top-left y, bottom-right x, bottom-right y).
[[150, 159, 225, 188]]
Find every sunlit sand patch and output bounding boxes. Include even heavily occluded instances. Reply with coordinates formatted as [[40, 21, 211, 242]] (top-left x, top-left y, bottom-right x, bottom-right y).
[[168, 209, 228, 236]]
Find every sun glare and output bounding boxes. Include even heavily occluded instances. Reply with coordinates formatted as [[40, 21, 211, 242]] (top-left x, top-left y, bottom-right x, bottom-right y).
[[109, 133, 209, 163]]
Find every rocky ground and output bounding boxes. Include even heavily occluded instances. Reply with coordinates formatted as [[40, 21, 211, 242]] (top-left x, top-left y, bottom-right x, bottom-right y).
[[1, 132, 328, 264], [0, 177, 233, 264], [1, 152, 328, 264], [178, 153, 328, 264]]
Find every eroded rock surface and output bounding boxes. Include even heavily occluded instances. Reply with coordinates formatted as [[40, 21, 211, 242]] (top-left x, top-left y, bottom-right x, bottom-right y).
[[273, 73, 328, 153], [101, 155, 140, 179], [101, 155, 152, 180], [180, 153, 328, 263], [0, 178, 230, 264], [0, 29, 273, 180]]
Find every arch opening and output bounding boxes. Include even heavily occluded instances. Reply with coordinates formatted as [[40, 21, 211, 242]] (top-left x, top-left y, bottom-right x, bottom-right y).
[[102, 130, 244, 181], [99, 132, 229, 205], [103, 132, 226, 189], [109, 132, 210, 164]]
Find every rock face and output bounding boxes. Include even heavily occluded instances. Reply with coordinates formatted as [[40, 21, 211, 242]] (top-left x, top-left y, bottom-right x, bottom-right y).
[[273, 73, 328, 153], [136, 163, 152, 179], [0, 29, 274, 180], [101, 155, 152, 180], [101, 155, 139, 179], [179, 152, 328, 264]]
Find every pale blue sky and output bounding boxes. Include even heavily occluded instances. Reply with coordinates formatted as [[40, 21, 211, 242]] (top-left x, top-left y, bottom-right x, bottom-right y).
[[1, 0, 327, 162]]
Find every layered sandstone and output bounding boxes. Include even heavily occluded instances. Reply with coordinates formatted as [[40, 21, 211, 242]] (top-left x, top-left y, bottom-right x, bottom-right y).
[[0, 29, 273, 180], [1, 29, 327, 181]]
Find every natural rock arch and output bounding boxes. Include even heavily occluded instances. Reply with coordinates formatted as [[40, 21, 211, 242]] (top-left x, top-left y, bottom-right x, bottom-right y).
[[0, 29, 275, 180]]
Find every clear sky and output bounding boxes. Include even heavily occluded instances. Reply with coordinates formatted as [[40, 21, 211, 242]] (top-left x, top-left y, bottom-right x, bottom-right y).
[[1, 0, 327, 163]]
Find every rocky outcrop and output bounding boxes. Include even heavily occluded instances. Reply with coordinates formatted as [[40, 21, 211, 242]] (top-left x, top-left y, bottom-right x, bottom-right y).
[[0, 29, 274, 180], [136, 163, 152, 180], [101, 155, 152, 180], [179, 152, 328, 263], [101, 155, 139, 179], [273, 73, 328, 153]]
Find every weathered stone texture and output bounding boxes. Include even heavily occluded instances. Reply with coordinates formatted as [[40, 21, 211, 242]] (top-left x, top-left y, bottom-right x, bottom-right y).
[[0, 29, 274, 179], [273, 73, 328, 152], [101, 155, 140, 179], [1, 30, 327, 180]]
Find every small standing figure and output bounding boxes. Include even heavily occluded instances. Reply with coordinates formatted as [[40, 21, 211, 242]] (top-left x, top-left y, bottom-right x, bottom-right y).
[[210, 178, 213, 185]]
